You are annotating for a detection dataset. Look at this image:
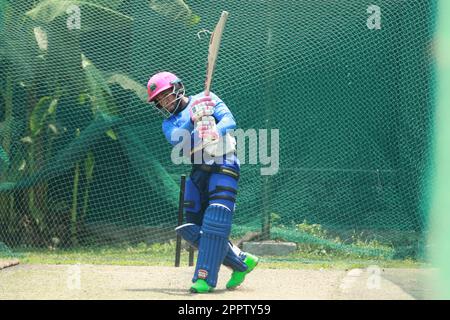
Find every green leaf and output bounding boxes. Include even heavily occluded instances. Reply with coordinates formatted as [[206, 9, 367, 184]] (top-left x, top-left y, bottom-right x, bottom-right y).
[[21, 136, 33, 144], [29, 97, 58, 136], [2, 14, 40, 83], [30, 96, 51, 136], [107, 73, 148, 103], [47, 98, 58, 114], [82, 54, 118, 115], [48, 124, 58, 134], [26, 0, 133, 32], [85, 151, 95, 179], [147, 0, 201, 26], [26, 0, 74, 23], [188, 14, 201, 27], [106, 129, 118, 140], [82, 54, 112, 96], [78, 93, 90, 105], [33, 26, 48, 51]]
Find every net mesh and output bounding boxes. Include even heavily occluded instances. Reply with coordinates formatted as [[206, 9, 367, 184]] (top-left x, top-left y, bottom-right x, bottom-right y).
[[0, 0, 436, 261]]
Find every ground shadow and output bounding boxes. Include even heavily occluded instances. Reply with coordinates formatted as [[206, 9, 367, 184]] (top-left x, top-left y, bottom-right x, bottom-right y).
[[125, 287, 229, 297], [382, 269, 433, 300]]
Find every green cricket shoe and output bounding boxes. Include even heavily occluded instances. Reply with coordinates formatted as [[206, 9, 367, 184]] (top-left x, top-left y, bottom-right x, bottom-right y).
[[226, 253, 259, 290], [190, 279, 214, 293]]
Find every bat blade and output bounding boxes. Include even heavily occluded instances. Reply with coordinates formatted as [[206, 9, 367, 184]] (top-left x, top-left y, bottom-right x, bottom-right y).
[[191, 11, 229, 156], [204, 11, 229, 96]]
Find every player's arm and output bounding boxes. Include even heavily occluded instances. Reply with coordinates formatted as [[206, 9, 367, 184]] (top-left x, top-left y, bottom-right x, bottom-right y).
[[212, 101, 236, 136], [190, 94, 236, 136]]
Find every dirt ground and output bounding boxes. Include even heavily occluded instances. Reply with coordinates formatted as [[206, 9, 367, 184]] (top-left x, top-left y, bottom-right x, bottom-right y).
[[0, 263, 434, 300]]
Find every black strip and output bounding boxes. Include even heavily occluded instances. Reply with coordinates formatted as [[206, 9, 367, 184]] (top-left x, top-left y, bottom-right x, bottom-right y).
[[193, 164, 240, 180], [209, 186, 238, 196], [209, 195, 236, 203], [193, 164, 215, 173]]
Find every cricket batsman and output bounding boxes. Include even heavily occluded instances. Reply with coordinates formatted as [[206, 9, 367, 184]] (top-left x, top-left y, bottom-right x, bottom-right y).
[[147, 71, 259, 293]]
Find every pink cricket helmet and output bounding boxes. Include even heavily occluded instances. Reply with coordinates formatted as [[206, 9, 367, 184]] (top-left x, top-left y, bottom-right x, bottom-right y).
[[147, 71, 181, 102]]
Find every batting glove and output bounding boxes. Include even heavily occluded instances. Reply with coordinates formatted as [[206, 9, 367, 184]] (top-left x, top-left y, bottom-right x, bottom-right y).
[[190, 96, 216, 123]]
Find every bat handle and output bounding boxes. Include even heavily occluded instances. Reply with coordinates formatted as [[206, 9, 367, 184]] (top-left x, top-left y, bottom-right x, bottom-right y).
[[199, 89, 215, 144]]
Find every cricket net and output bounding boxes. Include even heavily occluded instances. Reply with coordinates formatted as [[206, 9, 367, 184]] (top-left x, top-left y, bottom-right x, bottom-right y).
[[0, 0, 437, 261]]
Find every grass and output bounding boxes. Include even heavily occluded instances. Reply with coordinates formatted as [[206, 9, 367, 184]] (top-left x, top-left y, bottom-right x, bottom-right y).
[[1, 218, 427, 271], [2, 240, 428, 270], [1, 220, 428, 270]]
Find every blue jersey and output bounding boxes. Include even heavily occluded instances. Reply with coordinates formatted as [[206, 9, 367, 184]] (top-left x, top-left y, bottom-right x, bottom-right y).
[[162, 92, 237, 154]]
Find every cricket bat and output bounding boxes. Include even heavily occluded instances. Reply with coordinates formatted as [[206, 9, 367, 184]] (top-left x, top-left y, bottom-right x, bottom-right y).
[[191, 11, 229, 156]]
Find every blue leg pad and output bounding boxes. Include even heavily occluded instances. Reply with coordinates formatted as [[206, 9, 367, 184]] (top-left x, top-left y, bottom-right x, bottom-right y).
[[175, 223, 201, 247], [175, 223, 247, 272], [193, 204, 232, 287], [223, 242, 247, 272]]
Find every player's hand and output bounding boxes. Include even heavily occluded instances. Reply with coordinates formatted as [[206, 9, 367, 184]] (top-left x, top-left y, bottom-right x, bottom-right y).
[[196, 116, 219, 142], [190, 96, 216, 123]]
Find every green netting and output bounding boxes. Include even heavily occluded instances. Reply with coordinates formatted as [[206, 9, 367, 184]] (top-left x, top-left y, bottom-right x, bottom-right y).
[[0, 0, 436, 260]]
